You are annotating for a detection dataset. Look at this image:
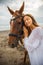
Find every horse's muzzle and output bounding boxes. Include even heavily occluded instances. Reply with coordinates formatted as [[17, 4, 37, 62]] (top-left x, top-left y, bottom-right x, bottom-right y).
[[8, 40, 19, 48]]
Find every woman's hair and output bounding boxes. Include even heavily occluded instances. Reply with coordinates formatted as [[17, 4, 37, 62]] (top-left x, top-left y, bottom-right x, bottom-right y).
[[24, 14, 39, 36], [25, 14, 39, 27]]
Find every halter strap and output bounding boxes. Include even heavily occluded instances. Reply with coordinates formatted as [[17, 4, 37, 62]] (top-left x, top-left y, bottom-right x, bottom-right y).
[[9, 33, 22, 38], [11, 15, 24, 21]]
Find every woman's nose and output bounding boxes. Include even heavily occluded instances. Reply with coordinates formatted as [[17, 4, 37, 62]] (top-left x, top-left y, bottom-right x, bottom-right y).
[[25, 20, 28, 25]]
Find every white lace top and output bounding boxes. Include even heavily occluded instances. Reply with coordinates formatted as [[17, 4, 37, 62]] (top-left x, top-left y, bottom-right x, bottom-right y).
[[24, 27, 43, 65]]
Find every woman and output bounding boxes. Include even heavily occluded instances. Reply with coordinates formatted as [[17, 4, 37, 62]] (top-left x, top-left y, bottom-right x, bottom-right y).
[[23, 15, 43, 65]]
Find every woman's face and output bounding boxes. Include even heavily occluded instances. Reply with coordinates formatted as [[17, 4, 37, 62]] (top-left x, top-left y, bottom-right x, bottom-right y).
[[24, 16, 32, 27]]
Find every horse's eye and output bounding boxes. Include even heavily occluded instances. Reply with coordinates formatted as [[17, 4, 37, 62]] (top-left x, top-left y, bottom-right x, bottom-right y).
[[18, 22, 21, 24]]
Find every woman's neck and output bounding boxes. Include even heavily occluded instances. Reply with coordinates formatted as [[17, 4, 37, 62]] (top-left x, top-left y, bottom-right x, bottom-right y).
[[24, 24, 37, 38], [30, 24, 36, 31]]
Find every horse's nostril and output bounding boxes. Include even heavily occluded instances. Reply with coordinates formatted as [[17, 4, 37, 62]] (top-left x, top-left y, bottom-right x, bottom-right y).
[[8, 41, 18, 48], [8, 43, 15, 48], [11, 44, 15, 48]]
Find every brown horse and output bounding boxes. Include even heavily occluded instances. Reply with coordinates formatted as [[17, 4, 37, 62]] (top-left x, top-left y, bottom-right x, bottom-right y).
[[7, 2, 28, 63], [7, 2, 39, 64], [8, 2, 25, 47]]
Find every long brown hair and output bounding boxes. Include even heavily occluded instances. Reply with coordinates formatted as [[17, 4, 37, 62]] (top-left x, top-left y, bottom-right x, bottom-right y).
[[26, 14, 39, 26], [24, 14, 39, 36]]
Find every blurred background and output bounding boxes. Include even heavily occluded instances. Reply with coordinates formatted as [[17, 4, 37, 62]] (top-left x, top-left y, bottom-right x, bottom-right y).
[[0, 0, 43, 31]]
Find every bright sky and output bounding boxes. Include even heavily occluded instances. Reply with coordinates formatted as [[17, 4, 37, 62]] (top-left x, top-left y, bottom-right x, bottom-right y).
[[0, 0, 43, 30]]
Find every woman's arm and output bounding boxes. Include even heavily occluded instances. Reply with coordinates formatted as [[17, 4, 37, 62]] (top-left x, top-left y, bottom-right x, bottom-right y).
[[24, 28, 40, 52]]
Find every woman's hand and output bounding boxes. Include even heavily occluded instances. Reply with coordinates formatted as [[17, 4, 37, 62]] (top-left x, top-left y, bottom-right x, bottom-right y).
[[23, 26, 28, 37]]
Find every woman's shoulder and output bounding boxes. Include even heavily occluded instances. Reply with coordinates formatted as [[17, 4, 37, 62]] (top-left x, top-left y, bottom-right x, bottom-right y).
[[32, 27, 43, 35], [32, 27, 43, 32]]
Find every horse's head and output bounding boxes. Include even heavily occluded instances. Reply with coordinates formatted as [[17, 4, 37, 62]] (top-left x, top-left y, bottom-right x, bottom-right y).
[[8, 15, 25, 48], [8, 2, 25, 48]]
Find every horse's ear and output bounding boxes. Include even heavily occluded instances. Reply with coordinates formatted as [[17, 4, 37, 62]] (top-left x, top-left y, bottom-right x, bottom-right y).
[[19, 2, 24, 14], [7, 6, 15, 15]]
